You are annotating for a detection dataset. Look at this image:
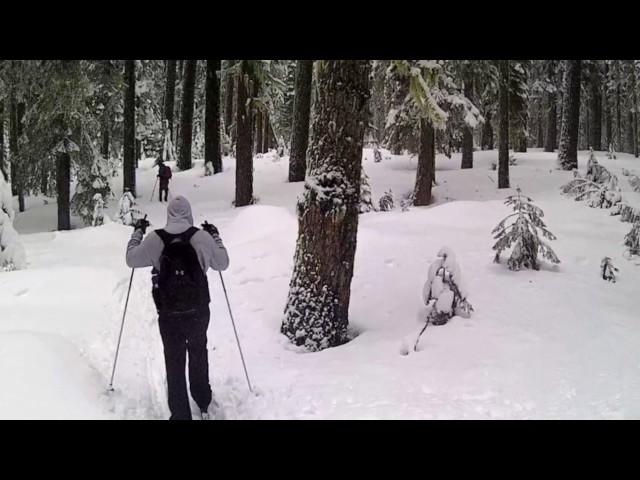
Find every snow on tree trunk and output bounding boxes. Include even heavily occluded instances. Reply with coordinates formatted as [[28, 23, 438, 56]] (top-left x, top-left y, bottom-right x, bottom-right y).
[[288, 60, 313, 183], [254, 104, 263, 154], [414, 118, 435, 206], [461, 74, 474, 169], [123, 60, 136, 197], [281, 60, 371, 352], [235, 61, 254, 207], [205, 60, 222, 174], [0, 169, 26, 271], [498, 60, 510, 189], [558, 60, 581, 170], [178, 60, 197, 171]]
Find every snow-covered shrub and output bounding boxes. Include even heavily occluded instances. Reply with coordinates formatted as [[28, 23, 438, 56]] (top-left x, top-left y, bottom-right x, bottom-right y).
[[621, 168, 632, 177], [624, 222, 640, 258], [373, 145, 382, 163], [0, 171, 26, 271], [585, 148, 611, 184], [562, 166, 622, 210], [378, 189, 394, 211], [115, 189, 142, 226], [490, 160, 497, 171], [71, 151, 113, 226], [92, 193, 105, 227], [600, 257, 618, 282], [509, 154, 517, 166], [610, 203, 640, 224], [492, 187, 560, 271], [204, 161, 214, 176], [607, 143, 617, 159], [160, 122, 177, 163], [628, 174, 640, 193], [359, 170, 375, 214], [400, 191, 415, 212]]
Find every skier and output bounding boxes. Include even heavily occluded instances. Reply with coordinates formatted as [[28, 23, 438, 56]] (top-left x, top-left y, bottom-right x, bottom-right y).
[[125, 195, 230, 420], [157, 158, 172, 202]]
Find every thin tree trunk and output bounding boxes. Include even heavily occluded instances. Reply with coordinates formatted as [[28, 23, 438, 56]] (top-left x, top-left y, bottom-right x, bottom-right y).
[[205, 59, 222, 173], [544, 61, 557, 153], [481, 111, 493, 150], [498, 60, 510, 189], [235, 61, 254, 207], [288, 60, 313, 182], [590, 67, 602, 151], [56, 152, 71, 230], [164, 60, 177, 138], [178, 60, 197, 170], [255, 106, 263, 154], [414, 118, 435, 205], [263, 111, 271, 153], [558, 60, 581, 170], [0, 100, 4, 181], [123, 60, 136, 196], [627, 110, 634, 154], [224, 62, 235, 134], [617, 67, 622, 151], [281, 60, 371, 352], [461, 72, 474, 169]]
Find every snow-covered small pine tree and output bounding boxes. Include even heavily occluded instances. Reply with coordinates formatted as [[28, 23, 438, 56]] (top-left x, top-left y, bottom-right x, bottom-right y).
[[400, 191, 415, 212], [71, 148, 113, 226], [92, 193, 105, 226], [622, 168, 631, 177], [204, 161, 214, 176], [161, 121, 177, 163], [378, 189, 394, 211], [607, 143, 617, 159], [414, 247, 473, 351], [373, 144, 382, 163], [359, 170, 375, 213], [600, 257, 618, 282], [585, 148, 611, 184], [115, 189, 141, 226], [509, 153, 517, 166], [612, 203, 640, 224], [628, 174, 640, 193], [0, 171, 26, 271], [492, 187, 560, 270], [624, 222, 640, 258]]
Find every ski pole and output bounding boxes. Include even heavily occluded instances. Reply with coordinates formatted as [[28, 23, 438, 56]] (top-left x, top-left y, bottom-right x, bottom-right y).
[[150, 177, 158, 202], [218, 271, 253, 393], [108, 267, 135, 391]]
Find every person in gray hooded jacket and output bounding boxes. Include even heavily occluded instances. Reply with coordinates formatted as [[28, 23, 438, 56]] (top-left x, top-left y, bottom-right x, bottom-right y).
[[126, 195, 229, 420]]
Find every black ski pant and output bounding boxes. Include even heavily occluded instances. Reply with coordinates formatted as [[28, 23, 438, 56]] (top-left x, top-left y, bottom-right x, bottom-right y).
[[159, 182, 169, 202], [158, 306, 212, 420]]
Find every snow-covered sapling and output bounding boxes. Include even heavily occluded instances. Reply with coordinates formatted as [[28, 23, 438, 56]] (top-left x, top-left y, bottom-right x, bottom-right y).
[[414, 247, 473, 351], [624, 222, 640, 258], [115, 189, 142, 226], [509, 154, 517, 166], [378, 189, 394, 211], [373, 144, 383, 163], [400, 191, 415, 212], [359, 170, 376, 214], [600, 257, 618, 282], [607, 143, 617, 159], [628, 174, 640, 193], [92, 193, 105, 227], [0, 171, 26, 271], [204, 161, 214, 176], [492, 187, 560, 270]]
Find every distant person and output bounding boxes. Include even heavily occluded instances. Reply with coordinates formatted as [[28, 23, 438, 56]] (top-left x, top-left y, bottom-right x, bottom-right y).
[[157, 158, 172, 202], [125, 195, 229, 420]]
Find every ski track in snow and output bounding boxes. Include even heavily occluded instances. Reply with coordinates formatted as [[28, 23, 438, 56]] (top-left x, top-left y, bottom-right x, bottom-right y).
[[3, 149, 640, 419]]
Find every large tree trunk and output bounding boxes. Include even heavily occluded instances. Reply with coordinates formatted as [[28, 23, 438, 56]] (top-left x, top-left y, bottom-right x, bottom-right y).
[[56, 152, 71, 230], [498, 60, 510, 189], [205, 60, 222, 174], [123, 60, 136, 196], [481, 111, 493, 150], [589, 66, 602, 151], [281, 60, 370, 352], [544, 62, 557, 153], [263, 112, 271, 152], [235, 61, 254, 207], [461, 72, 474, 169], [0, 100, 4, 181], [164, 60, 177, 139], [224, 62, 235, 134], [288, 60, 313, 182], [537, 108, 544, 148], [558, 60, 581, 170], [414, 118, 435, 205], [100, 60, 112, 160], [178, 60, 197, 170], [9, 96, 25, 212], [254, 105, 263, 154], [616, 66, 622, 151], [633, 64, 639, 158]]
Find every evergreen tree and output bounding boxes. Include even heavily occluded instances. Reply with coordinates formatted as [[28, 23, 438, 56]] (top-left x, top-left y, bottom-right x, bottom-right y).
[[624, 222, 640, 257], [498, 60, 510, 189], [288, 60, 313, 182], [205, 60, 222, 174], [359, 169, 375, 214], [492, 187, 560, 270], [558, 60, 582, 170], [178, 60, 197, 170]]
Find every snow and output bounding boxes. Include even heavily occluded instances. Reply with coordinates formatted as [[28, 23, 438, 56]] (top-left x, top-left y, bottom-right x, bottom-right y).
[[2, 148, 640, 419]]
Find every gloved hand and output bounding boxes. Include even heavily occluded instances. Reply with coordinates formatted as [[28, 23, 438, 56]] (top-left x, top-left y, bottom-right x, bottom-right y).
[[134, 216, 150, 235], [202, 221, 219, 236]]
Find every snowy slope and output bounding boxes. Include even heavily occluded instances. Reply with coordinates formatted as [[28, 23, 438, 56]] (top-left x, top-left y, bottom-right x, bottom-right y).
[[2, 148, 640, 419]]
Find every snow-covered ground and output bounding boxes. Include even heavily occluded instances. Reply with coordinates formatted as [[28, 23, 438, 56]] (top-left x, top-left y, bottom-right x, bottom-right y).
[[2, 148, 640, 419]]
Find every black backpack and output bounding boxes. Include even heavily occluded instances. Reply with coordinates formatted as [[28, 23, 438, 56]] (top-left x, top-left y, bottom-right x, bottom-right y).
[[155, 227, 210, 317]]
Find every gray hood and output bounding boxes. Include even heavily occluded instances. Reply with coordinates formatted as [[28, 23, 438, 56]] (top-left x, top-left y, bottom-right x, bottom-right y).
[[164, 195, 194, 234]]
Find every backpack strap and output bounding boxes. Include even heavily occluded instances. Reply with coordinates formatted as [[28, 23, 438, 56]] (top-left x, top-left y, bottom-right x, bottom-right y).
[[156, 227, 199, 246]]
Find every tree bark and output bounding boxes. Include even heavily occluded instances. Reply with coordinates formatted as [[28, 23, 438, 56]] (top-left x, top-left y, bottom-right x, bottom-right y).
[[537, 108, 544, 148], [9, 96, 25, 211], [178, 60, 197, 170], [461, 73, 474, 169], [281, 60, 371, 352], [56, 152, 71, 230], [498, 60, 510, 189], [235, 61, 254, 207], [0, 100, 4, 181], [255, 105, 263, 154], [263, 111, 271, 152], [544, 62, 557, 153], [288, 60, 313, 182], [481, 111, 493, 150], [616, 65, 622, 151], [164, 60, 177, 139], [414, 118, 435, 205], [224, 62, 235, 134], [205, 59, 222, 173], [558, 60, 581, 170], [123, 60, 136, 196], [589, 65, 602, 151]]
